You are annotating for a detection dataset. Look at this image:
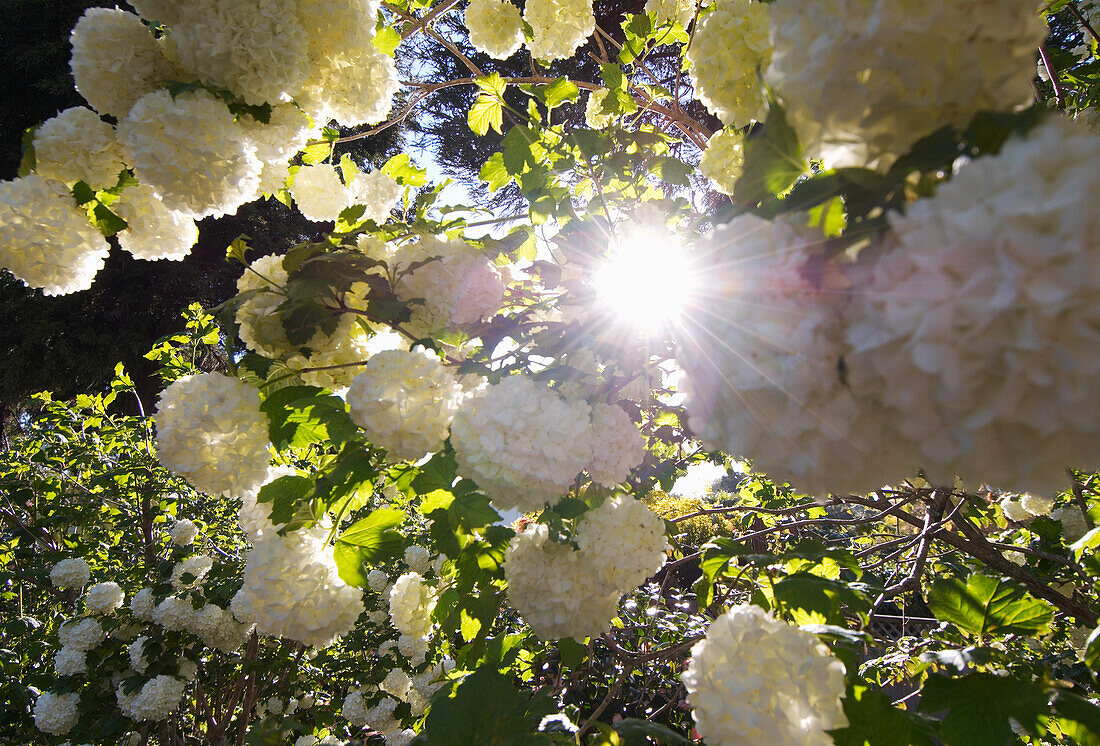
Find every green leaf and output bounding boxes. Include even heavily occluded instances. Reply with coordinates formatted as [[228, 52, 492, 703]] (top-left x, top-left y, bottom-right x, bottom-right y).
[[1084, 625, 1100, 670], [918, 673, 1049, 745], [260, 386, 358, 449], [226, 234, 252, 265], [333, 541, 368, 586], [18, 125, 37, 177], [502, 127, 538, 175], [558, 637, 587, 668], [772, 572, 871, 625], [414, 667, 556, 745], [733, 103, 807, 204], [300, 141, 331, 165], [450, 490, 500, 532], [312, 444, 379, 517], [71, 181, 96, 206], [1052, 689, 1100, 745], [830, 680, 935, 746], [480, 153, 511, 192], [339, 507, 405, 561], [382, 153, 427, 187], [90, 202, 129, 236], [542, 78, 579, 110], [411, 446, 458, 494], [338, 153, 360, 185], [372, 24, 401, 56], [257, 475, 314, 527], [459, 607, 482, 642], [468, 96, 503, 137], [927, 573, 1054, 638], [611, 719, 691, 746]]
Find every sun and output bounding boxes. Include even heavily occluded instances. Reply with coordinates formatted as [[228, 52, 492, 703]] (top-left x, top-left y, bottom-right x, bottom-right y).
[[592, 227, 698, 332]]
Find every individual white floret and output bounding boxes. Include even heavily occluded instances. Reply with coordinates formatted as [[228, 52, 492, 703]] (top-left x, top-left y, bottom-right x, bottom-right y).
[[231, 525, 364, 648], [55, 646, 88, 677], [33, 691, 80, 735], [0, 174, 109, 295], [524, 0, 595, 61], [451, 375, 596, 512], [169, 518, 199, 546], [766, 0, 1047, 169], [70, 8, 178, 119], [686, 0, 771, 128], [119, 89, 262, 219], [465, 0, 525, 59], [114, 184, 198, 262], [585, 403, 646, 487], [59, 617, 106, 652], [346, 348, 463, 462], [84, 581, 125, 614], [698, 127, 744, 196], [683, 604, 847, 745], [50, 557, 91, 589], [33, 107, 126, 190], [154, 373, 272, 498]]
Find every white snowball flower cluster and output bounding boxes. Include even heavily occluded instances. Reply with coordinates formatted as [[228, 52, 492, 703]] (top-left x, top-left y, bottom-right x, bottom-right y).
[[161, 1, 310, 107], [346, 348, 464, 462], [451, 376, 596, 512], [388, 572, 437, 657], [297, 42, 399, 128], [33, 691, 80, 735], [584, 403, 645, 487], [392, 238, 507, 338], [170, 555, 214, 589], [504, 523, 622, 641], [153, 596, 197, 632], [404, 545, 432, 575], [382, 668, 414, 699], [524, 0, 596, 61], [231, 525, 364, 648], [683, 605, 847, 746], [116, 675, 188, 721], [291, 314, 378, 390], [585, 88, 613, 130], [698, 127, 744, 196], [51, 558, 91, 589], [114, 184, 198, 262], [766, 0, 1046, 170], [69, 8, 178, 120], [154, 373, 272, 498], [235, 254, 292, 359], [686, 0, 771, 129], [192, 604, 251, 652], [84, 581, 125, 614], [169, 518, 199, 546], [119, 89, 261, 219], [1021, 494, 1055, 518], [575, 495, 670, 592], [465, 0, 525, 59], [55, 646, 87, 677], [292, 163, 353, 223], [130, 588, 156, 620], [846, 116, 1100, 494], [33, 107, 126, 190], [680, 215, 907, 496], [1000, 495, 1030, 522], [349, 169, 403, 225], [0, 174, 109, 295], [646, 0, 696, 28], [367, 569, 391, 594], [59, 618, 106, 652], [1053, 506, 1091, 543], [344, 691, 402, 731]]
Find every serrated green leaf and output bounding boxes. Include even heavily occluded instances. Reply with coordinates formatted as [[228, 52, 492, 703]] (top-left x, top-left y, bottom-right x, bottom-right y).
[[257, 475, 314, 526], [480, 153, 511, 192], [415, 667, 556, 745], [468, 96, 503, 137], [382, 153, 428, 187], [927, 573, 1054, 638], [71, 181, 96, 206], [830, 680, 935, 746], [260, 386, 358, 449], [338, 507, 405, 561], [502, 127, 538, 175], [543, 78, 579, 109], [918, 673, 1049, 745], [1052, 689, 1100, 745], [372, 24, 401, 56], [226, 234, 252, 265], [90, 202, 128, 236], [301, 141, 331, 165], [333, 541, 368, 586]]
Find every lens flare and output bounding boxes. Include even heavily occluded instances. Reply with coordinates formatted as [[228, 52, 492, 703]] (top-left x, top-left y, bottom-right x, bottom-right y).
[[592, 230, 698, 332]]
